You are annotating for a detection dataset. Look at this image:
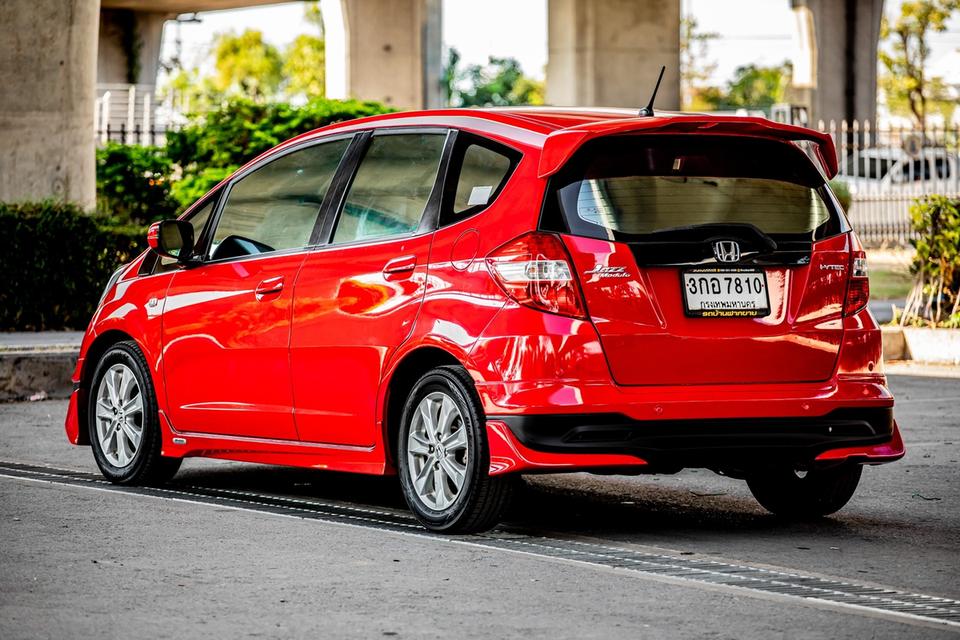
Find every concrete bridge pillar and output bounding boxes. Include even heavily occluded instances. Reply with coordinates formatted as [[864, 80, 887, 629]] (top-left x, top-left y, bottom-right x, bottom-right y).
[[791, 0, 884, 126], [0, 0, 99, 209], [98, 9, 170, 87], [339, 0, 443, 109], [546, 0, 681, 110]]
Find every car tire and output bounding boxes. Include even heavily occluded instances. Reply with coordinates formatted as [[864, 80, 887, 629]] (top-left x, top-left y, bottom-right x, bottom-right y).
[[747, 464, 863, 519], [397, 365, 514, 533], [88, 341, 181, 485]]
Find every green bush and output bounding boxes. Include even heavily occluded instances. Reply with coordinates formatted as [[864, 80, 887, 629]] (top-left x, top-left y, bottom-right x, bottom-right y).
[[96, 142, 178, 224], [1, 201, 145, 331], [169, 166, 236, 213], [166, 97, 392, 209], [901, 195, 960, 328]]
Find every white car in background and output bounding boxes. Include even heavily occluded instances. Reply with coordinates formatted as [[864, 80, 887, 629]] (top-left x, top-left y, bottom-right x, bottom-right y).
[[838, 148, 958, 196]]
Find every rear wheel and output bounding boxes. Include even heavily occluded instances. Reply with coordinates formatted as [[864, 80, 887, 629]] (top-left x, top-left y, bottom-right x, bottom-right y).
[[88, 341, 181, 485], [747, 464, 862, 519], [397, 365, 513, 533]]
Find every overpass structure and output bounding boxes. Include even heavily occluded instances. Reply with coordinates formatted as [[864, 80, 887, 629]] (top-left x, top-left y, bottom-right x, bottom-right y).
[[0, 0, 883, 209]]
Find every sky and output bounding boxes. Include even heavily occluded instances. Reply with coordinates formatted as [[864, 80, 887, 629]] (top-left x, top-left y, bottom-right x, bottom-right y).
[[158, 0, 960, 88]]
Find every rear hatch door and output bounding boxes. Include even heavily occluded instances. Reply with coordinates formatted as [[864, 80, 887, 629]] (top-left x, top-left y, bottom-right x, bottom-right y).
[[543, 133, 851, 386]]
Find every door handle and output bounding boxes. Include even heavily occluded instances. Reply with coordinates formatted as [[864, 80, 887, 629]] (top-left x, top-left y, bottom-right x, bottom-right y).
[[383, 255, 417, 279], [255, 276, 284, 299]]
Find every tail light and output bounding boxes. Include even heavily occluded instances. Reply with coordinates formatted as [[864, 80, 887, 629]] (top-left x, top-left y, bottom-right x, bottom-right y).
[[844, 249, 870, 316], [486, 232, 586, 319]]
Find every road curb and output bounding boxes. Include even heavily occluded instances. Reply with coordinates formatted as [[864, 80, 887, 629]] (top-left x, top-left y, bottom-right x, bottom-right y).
[[0, 327, 952, 403], [0, 350, 77, 402]]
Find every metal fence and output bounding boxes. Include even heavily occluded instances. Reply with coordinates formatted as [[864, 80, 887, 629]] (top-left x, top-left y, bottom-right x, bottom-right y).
[[817, 120, 960, 247]]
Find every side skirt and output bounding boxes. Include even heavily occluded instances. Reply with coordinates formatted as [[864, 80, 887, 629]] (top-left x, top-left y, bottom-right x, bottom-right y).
[[158, 410, 392, 476]]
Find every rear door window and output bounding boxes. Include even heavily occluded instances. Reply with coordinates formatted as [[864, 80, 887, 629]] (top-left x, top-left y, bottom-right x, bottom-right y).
[[450, 142, 514, 217], [332, 132, 446, 244]]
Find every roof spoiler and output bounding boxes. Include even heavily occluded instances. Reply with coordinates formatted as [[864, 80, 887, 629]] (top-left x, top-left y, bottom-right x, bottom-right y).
[[537, 116, 839, 180]]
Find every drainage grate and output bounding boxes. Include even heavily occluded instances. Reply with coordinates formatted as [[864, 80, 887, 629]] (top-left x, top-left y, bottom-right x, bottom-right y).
[[475, 535, 960, 625], [2, 461, 959, 628]]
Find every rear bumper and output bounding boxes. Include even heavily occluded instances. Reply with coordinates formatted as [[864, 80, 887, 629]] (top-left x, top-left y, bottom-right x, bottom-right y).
[[485, 412, 904, 476]]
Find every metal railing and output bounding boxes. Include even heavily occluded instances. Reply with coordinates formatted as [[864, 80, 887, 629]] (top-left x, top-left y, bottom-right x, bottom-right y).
[[817, 120, 960, 247], [94, 83, 182, 147]]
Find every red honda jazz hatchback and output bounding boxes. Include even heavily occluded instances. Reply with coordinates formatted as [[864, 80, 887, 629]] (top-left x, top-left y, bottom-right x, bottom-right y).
[[65, 108, 903, 532]]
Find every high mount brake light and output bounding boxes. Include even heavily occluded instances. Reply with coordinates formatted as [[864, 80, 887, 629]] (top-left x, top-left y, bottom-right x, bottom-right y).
[[486, 232, 587, 319], [844, 250, 870, 316]]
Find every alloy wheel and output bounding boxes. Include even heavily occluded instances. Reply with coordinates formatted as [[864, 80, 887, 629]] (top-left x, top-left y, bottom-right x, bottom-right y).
[[406, 391, 469, 511], [94, 363, 144, 468]]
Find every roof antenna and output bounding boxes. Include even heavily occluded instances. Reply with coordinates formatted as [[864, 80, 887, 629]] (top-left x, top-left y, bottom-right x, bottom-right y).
[[638, 66, 666, 117]]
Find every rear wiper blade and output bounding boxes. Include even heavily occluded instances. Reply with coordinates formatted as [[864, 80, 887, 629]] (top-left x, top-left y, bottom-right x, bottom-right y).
[[635, 223, 778, 254]]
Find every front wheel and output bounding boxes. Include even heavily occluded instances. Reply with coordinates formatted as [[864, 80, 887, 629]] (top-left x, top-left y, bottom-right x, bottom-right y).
[[88, 341, 181, 485], [747, 464, 863, 519], [397, 365, 513, 533]]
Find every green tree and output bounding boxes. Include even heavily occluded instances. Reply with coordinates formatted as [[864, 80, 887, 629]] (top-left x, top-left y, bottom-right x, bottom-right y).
[[702, 62, 791, 113], [879, 0, 960, 128], [283, 34, 326, 99], [165, 97, 393, 210], [212, 30, 283, 101], [442, 48, 461, 106], [444, 50, 544, 107], [305, 0, 325, 32], [903, 195, 960, 326], [162, 67, 224, 114], [680, 15, 719, 111]]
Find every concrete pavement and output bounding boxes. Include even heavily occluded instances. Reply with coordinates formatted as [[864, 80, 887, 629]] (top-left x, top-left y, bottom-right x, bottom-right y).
[[1, 373, 958, 638]]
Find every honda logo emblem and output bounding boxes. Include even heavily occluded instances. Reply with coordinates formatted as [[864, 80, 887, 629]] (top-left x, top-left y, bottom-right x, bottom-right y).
[[713, 240, 741, 263]]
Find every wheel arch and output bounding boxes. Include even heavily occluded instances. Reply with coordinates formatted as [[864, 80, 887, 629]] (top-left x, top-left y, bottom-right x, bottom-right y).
[[76, 330, 138, 446], [381, 345, 465, 469]]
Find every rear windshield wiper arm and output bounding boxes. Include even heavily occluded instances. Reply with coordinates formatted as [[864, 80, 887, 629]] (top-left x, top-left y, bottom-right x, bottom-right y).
[[631, 223, 778, 254]]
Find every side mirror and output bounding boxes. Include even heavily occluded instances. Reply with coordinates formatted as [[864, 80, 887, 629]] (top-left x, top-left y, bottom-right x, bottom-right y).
[[147, 220, 195, 262]]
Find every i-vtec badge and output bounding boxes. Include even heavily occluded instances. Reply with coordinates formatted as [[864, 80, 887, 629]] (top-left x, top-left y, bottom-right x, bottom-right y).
[[584, 265, 631, 279], [820, 264, 845, 271]]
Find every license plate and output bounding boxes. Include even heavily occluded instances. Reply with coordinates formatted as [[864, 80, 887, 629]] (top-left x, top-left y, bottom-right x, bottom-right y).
[[682, 268, 770, 318]]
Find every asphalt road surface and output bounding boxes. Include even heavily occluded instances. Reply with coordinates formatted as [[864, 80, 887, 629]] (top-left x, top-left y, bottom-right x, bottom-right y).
[[1, 373, 958, 639]]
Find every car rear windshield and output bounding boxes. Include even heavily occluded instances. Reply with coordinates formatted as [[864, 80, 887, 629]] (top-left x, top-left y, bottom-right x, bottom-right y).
[[545, 135, 842, 243]]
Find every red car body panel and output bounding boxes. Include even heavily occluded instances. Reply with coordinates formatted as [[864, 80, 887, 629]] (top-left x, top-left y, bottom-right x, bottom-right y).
[[561, 233, 850, 386], [162, 251, 307, 440], [290, 232, 433, 446], [65, 107, 902, 477]]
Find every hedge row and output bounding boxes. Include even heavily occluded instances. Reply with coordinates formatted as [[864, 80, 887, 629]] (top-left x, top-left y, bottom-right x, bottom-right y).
[[1, 201, 145, 331]]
